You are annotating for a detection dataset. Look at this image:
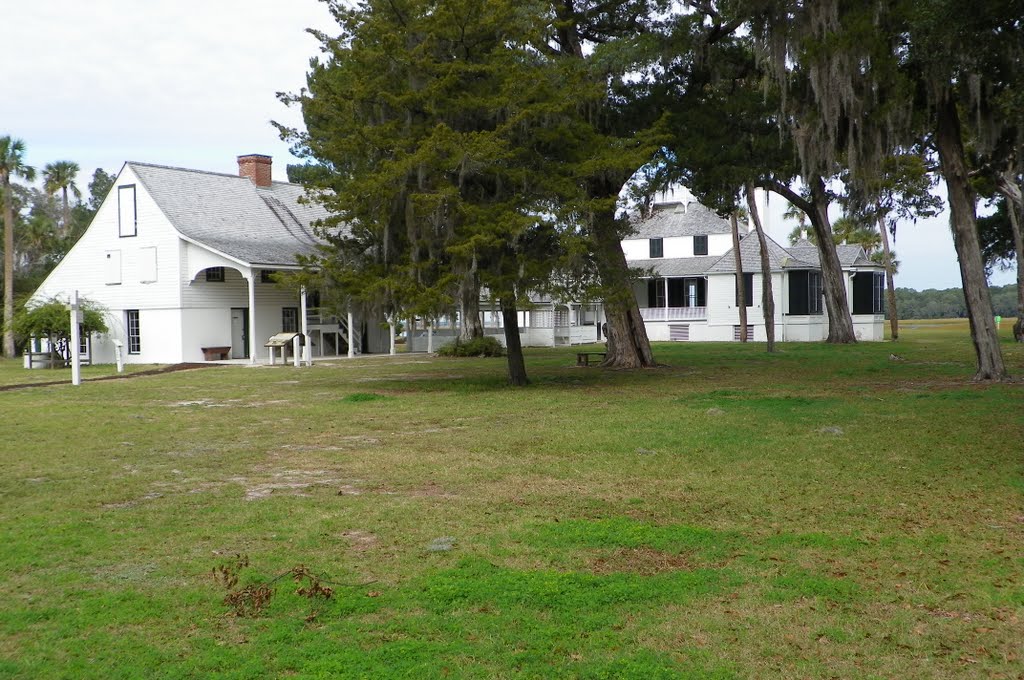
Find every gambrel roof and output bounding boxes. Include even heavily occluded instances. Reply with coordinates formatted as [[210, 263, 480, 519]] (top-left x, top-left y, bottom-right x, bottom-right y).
[[128, 162, 332, 267]]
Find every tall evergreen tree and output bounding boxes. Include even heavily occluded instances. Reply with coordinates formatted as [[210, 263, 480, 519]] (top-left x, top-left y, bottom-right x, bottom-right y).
[[1, 136, 36, 358], [280, 0, 570, 384]]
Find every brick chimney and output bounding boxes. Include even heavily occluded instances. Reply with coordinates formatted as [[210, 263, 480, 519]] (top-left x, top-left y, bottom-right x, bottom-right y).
[[237, 154, 272, 187]]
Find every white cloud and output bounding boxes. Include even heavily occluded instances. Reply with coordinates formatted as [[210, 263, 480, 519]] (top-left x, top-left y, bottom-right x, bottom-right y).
[[4, 0, 333, 181]]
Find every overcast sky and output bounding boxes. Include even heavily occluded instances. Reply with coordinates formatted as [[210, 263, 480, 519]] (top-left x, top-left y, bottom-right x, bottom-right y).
[[3, 1, 1014, 290]]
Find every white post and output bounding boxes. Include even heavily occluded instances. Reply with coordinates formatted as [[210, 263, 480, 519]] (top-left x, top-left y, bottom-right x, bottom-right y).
[[427, 321, 433, 353], [347, 309, 355, 358], [299, 285, 311, 366], [247, 272, 257, 364], [292, 335, 301, 367], [69, 290, 82, 386], [389, 318, 396, 355], [113, 340, 124, 374]]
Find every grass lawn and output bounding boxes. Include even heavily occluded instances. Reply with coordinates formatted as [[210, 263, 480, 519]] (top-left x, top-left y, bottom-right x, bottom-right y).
[[1, 321, 1022, 678]]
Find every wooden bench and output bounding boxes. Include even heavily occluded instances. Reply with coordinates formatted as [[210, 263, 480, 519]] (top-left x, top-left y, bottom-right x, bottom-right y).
[[576, 352, 606, 366], [201, 346, 231, 361]]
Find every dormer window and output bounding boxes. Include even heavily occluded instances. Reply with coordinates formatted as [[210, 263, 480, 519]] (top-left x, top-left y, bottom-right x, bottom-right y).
[[694, 234, 708, 256], [649, 238, 664, 258]]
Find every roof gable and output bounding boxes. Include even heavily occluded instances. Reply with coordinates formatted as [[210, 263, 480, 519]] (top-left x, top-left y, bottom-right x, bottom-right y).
[[128, 162, 332, 266]]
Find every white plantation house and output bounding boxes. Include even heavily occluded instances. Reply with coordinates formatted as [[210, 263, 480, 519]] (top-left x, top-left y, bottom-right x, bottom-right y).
[[29, 155, 884, 367], [29, 155, 390, 365], [622, 200, 886, 342]]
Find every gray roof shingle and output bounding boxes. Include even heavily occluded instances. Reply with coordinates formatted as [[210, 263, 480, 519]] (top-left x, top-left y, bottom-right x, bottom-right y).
[[787, 240, 877, 268], [705, 232, 813, 273], [630, 256, 723, 277], [628, 202, 733, 238], [129, 162, 333, 266]]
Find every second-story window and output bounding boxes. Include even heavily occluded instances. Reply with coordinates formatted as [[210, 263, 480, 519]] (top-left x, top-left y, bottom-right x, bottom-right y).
[[206, 267, 225, 282], [693, 234, 708, 256], [649, 238, 664, 258]]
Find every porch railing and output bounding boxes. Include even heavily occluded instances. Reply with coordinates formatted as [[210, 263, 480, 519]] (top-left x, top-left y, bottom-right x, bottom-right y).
[[639, 306, 706, 321]]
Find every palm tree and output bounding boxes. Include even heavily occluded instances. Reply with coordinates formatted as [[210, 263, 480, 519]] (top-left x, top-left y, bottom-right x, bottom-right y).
[[831, 216, 881, 254], [783, 201, 810, 243], [42, 161, 80, 236], [1, 136, 36, 357]]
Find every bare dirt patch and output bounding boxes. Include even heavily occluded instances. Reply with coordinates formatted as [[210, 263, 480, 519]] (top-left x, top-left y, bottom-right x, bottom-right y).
[[340, 530, 378, 552], [588, 547, 694, 575], [242, 469, 353, 500]]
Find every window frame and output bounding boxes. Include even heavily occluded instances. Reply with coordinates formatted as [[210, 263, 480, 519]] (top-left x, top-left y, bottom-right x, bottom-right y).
[[808, 271, 823, 314], [693, 234, 708, 256], [649, 238, 664, 259], [118, 185, 137, 238], [873, 271, 885, 314], [734, 272, 754, 308], [205, 267, 225, 282], [282, 307, 299, 333], [126, 310, 141, 355]]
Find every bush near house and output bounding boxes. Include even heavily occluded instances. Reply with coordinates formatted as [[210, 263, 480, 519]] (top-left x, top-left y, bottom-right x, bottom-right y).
[[436, 336, 505, 357], [12, 296, 107, 364]]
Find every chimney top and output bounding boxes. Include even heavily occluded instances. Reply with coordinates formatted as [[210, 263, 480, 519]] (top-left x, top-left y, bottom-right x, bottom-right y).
[[238, 154, 272, 187]]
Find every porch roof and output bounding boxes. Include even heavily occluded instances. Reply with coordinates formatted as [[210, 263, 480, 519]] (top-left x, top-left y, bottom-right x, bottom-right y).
[[631, 256, 722, 277]]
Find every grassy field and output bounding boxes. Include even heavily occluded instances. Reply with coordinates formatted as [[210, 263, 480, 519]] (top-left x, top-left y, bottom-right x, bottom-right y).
[[1, 321, 1022, 678]]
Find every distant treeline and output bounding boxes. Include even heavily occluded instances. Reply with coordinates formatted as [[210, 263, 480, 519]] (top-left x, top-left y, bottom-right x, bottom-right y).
[[896, 284, 1019, 320]]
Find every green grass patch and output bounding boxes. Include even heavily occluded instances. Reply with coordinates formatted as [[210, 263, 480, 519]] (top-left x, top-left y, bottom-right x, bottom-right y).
[[0, 323, 1022, 677], [339, 392, 394, 403]]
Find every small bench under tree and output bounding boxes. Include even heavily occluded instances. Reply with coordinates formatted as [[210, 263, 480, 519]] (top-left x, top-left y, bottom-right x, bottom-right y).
[[576, 352, 606, 367]]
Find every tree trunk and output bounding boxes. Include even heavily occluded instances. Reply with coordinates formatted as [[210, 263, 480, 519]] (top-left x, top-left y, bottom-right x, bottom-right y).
[[62, 186, 71, 238], [934, 98, 1007, 380], [590, 202, 656, 368], [760, 178, 855, 343], [499, 296, 529, 386], [807, 178, 856, 343], [876, 214, 900, 341], [3, 176, 15, 358], [994, 172, 1024, 342], [730, 211, 748, 342], [745, 184, 775, 351], [458, 269, 483, 342]]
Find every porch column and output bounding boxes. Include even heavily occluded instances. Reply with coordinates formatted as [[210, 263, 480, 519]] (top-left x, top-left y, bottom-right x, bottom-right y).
[[347, 308, 355, 358], [664, 279, 669, 310], [389, 318, 396, 355], [247, 270, 257, 364], [299, 285, 311, 366], [427, 321, 433, 353]]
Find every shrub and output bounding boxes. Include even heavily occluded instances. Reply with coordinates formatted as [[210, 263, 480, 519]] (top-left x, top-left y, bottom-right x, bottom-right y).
[[436, 336, 505, 357]]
